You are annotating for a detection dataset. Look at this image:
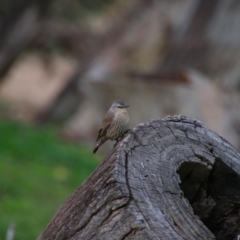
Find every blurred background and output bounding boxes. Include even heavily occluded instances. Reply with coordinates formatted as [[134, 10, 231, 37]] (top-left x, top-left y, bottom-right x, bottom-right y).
[[1, 0, 240, 239]]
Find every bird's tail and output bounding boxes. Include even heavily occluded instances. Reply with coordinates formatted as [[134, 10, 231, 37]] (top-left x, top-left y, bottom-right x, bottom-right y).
[[93, 143, 99, 154], [93, 137, 106, 154]]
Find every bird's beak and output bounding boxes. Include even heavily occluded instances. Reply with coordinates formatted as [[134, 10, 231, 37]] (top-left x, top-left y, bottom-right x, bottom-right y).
[[124, 105, 130, 108]]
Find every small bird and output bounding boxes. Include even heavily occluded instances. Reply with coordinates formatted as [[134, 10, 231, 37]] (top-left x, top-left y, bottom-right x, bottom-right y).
[[93, 100, 130, 153]]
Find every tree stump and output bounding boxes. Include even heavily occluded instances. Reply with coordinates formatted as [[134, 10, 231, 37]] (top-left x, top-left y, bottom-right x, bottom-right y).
[[38, 116, 240, 240]]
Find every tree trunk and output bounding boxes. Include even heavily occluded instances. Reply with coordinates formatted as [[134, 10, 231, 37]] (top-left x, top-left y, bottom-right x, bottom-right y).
[[159, 0, 240, 86], [0, 0, 50, 80], [38, 116, 240, 240]]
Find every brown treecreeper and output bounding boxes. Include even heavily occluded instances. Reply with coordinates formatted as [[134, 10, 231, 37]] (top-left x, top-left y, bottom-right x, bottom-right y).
[[93, 100, 130, 153]]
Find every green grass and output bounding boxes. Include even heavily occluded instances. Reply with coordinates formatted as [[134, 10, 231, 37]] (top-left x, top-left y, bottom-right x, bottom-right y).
[[0, 120, 99, 240]]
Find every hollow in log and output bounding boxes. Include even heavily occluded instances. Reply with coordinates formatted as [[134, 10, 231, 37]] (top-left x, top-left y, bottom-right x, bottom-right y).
[[38, 116, 240, 240]]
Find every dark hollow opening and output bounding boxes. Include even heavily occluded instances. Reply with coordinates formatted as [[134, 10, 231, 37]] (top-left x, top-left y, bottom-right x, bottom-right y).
[[177, 158, 240, 240]]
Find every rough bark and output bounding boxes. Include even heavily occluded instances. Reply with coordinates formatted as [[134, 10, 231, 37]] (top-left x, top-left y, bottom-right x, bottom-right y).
[[38, 115, 240, 240]]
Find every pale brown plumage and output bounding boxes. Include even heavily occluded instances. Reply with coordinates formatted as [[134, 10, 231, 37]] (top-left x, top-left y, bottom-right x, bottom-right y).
[[93, 101, 129, 153]]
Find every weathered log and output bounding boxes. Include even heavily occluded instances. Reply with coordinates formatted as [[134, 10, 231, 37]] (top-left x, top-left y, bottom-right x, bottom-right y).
[[38, 116, 240, 240]]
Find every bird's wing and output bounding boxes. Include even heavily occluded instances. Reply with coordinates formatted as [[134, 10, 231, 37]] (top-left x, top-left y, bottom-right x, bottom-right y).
[[96, 111, 114, 139]]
